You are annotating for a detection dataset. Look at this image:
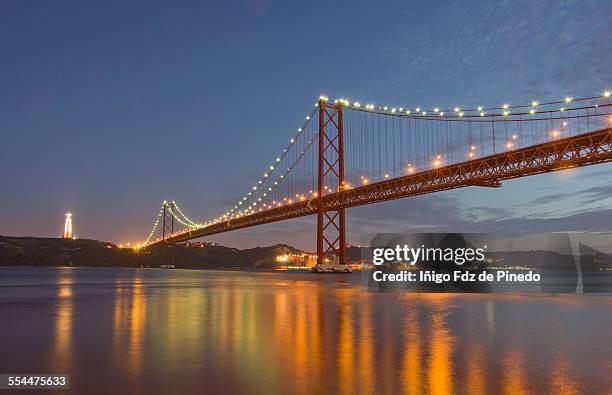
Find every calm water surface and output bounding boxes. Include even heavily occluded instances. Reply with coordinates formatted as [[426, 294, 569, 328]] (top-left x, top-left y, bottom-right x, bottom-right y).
[[0, 267, 610, 394]]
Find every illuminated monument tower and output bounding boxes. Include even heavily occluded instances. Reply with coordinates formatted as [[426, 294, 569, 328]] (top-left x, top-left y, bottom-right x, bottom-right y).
[[63, 212, 73, 239]]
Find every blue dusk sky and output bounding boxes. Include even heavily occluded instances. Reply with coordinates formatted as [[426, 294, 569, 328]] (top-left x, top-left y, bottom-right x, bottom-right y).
[[1, 0, 611, 249]]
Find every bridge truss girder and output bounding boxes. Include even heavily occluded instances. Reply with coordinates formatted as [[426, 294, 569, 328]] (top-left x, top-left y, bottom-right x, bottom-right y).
[[143, 127, 612, 249]]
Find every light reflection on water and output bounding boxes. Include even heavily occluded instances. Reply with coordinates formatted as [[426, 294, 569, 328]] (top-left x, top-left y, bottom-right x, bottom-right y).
[[0, 267, 611, 394]]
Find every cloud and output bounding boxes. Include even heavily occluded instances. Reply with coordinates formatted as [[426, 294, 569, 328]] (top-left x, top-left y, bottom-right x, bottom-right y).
[[530, 185, 612, 206], [530, 192, 572, 205], [472, 209, 612, 234], [463, 206, 516, 220], [345, 186, 612, 241], [382, 0, 612, 103], [579, 186, 612, 205]]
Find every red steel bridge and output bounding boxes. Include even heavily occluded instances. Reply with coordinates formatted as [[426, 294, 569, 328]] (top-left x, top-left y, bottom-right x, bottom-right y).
[[141, 91, 612, 265]]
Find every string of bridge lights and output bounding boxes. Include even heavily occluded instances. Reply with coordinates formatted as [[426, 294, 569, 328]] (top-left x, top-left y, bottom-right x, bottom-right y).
[[143, 89, 611, 244], [219, 104, 319, 222], [228, 134, 319, 220], [328, 90, 611, 119], [144, 103, 322, 242], [142, 201, 203, 246], [166, 204, 200, 229], [170, 201, 202, 227], [143, 203, 165, 245]]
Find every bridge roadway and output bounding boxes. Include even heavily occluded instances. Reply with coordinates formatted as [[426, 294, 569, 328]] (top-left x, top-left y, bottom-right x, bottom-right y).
[[144, 127, 612, 249]]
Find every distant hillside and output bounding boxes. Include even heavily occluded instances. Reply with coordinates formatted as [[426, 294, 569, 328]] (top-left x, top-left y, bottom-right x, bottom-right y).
[[142, 242, 303, 269], [0, 237, 303, 269]]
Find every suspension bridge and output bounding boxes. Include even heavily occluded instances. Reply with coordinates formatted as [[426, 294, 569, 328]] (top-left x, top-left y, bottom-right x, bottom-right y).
[[139, 90, 612, 267]]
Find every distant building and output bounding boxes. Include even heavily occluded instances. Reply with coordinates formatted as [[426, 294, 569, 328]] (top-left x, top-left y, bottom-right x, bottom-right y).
[[186, 241, 216, 248], [303, 254, 317, 267], [63, 212, 73, 239], [275, 253, 317, 268]]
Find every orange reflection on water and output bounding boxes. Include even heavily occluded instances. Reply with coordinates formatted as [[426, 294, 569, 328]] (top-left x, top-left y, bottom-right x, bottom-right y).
[[402, 306, 422, 395], [549, 358, 578, 395], [379, 302, 396, 395], [111, 274, 147, 391], [336, 289, 355, 395], [503, 349, 528, 395], [357, 298, 374, 395], [293, 288, 309, 391], [307, 291, 322, 390], [37, 271, 611, 394], [128, 278, 147, 379], [426, 297, 455, 395], [112, 284, 127, 359], [217, 287, 230, 353], [464, 341, 486, 394], [51, 270, 74, 372]]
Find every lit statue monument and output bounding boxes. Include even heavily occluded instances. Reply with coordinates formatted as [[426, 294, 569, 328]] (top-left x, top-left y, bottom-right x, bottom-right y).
[[63, 212, 73, 239]]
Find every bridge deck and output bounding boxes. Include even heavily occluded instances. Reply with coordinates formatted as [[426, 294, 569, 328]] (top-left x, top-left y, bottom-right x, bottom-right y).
[[144, 127, 612, 248]]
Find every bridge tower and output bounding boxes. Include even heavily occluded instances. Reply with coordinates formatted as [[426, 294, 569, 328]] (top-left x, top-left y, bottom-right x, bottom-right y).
[[162, 201, 175, 266], [316, 99, 346, 266]]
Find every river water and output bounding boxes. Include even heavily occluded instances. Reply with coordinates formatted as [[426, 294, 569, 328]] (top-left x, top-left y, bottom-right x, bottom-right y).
[[0, 267, 610, 394]]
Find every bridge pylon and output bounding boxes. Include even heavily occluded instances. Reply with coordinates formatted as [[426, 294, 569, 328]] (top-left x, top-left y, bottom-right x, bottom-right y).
[[162, 201, 175, 266], [162, 201, 175, 241], [316, 99, 346, 266]]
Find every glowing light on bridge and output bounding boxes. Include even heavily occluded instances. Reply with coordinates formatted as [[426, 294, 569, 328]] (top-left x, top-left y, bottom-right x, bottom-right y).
[[468, 145, 477, 158], [433, 155, 443, 168]]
